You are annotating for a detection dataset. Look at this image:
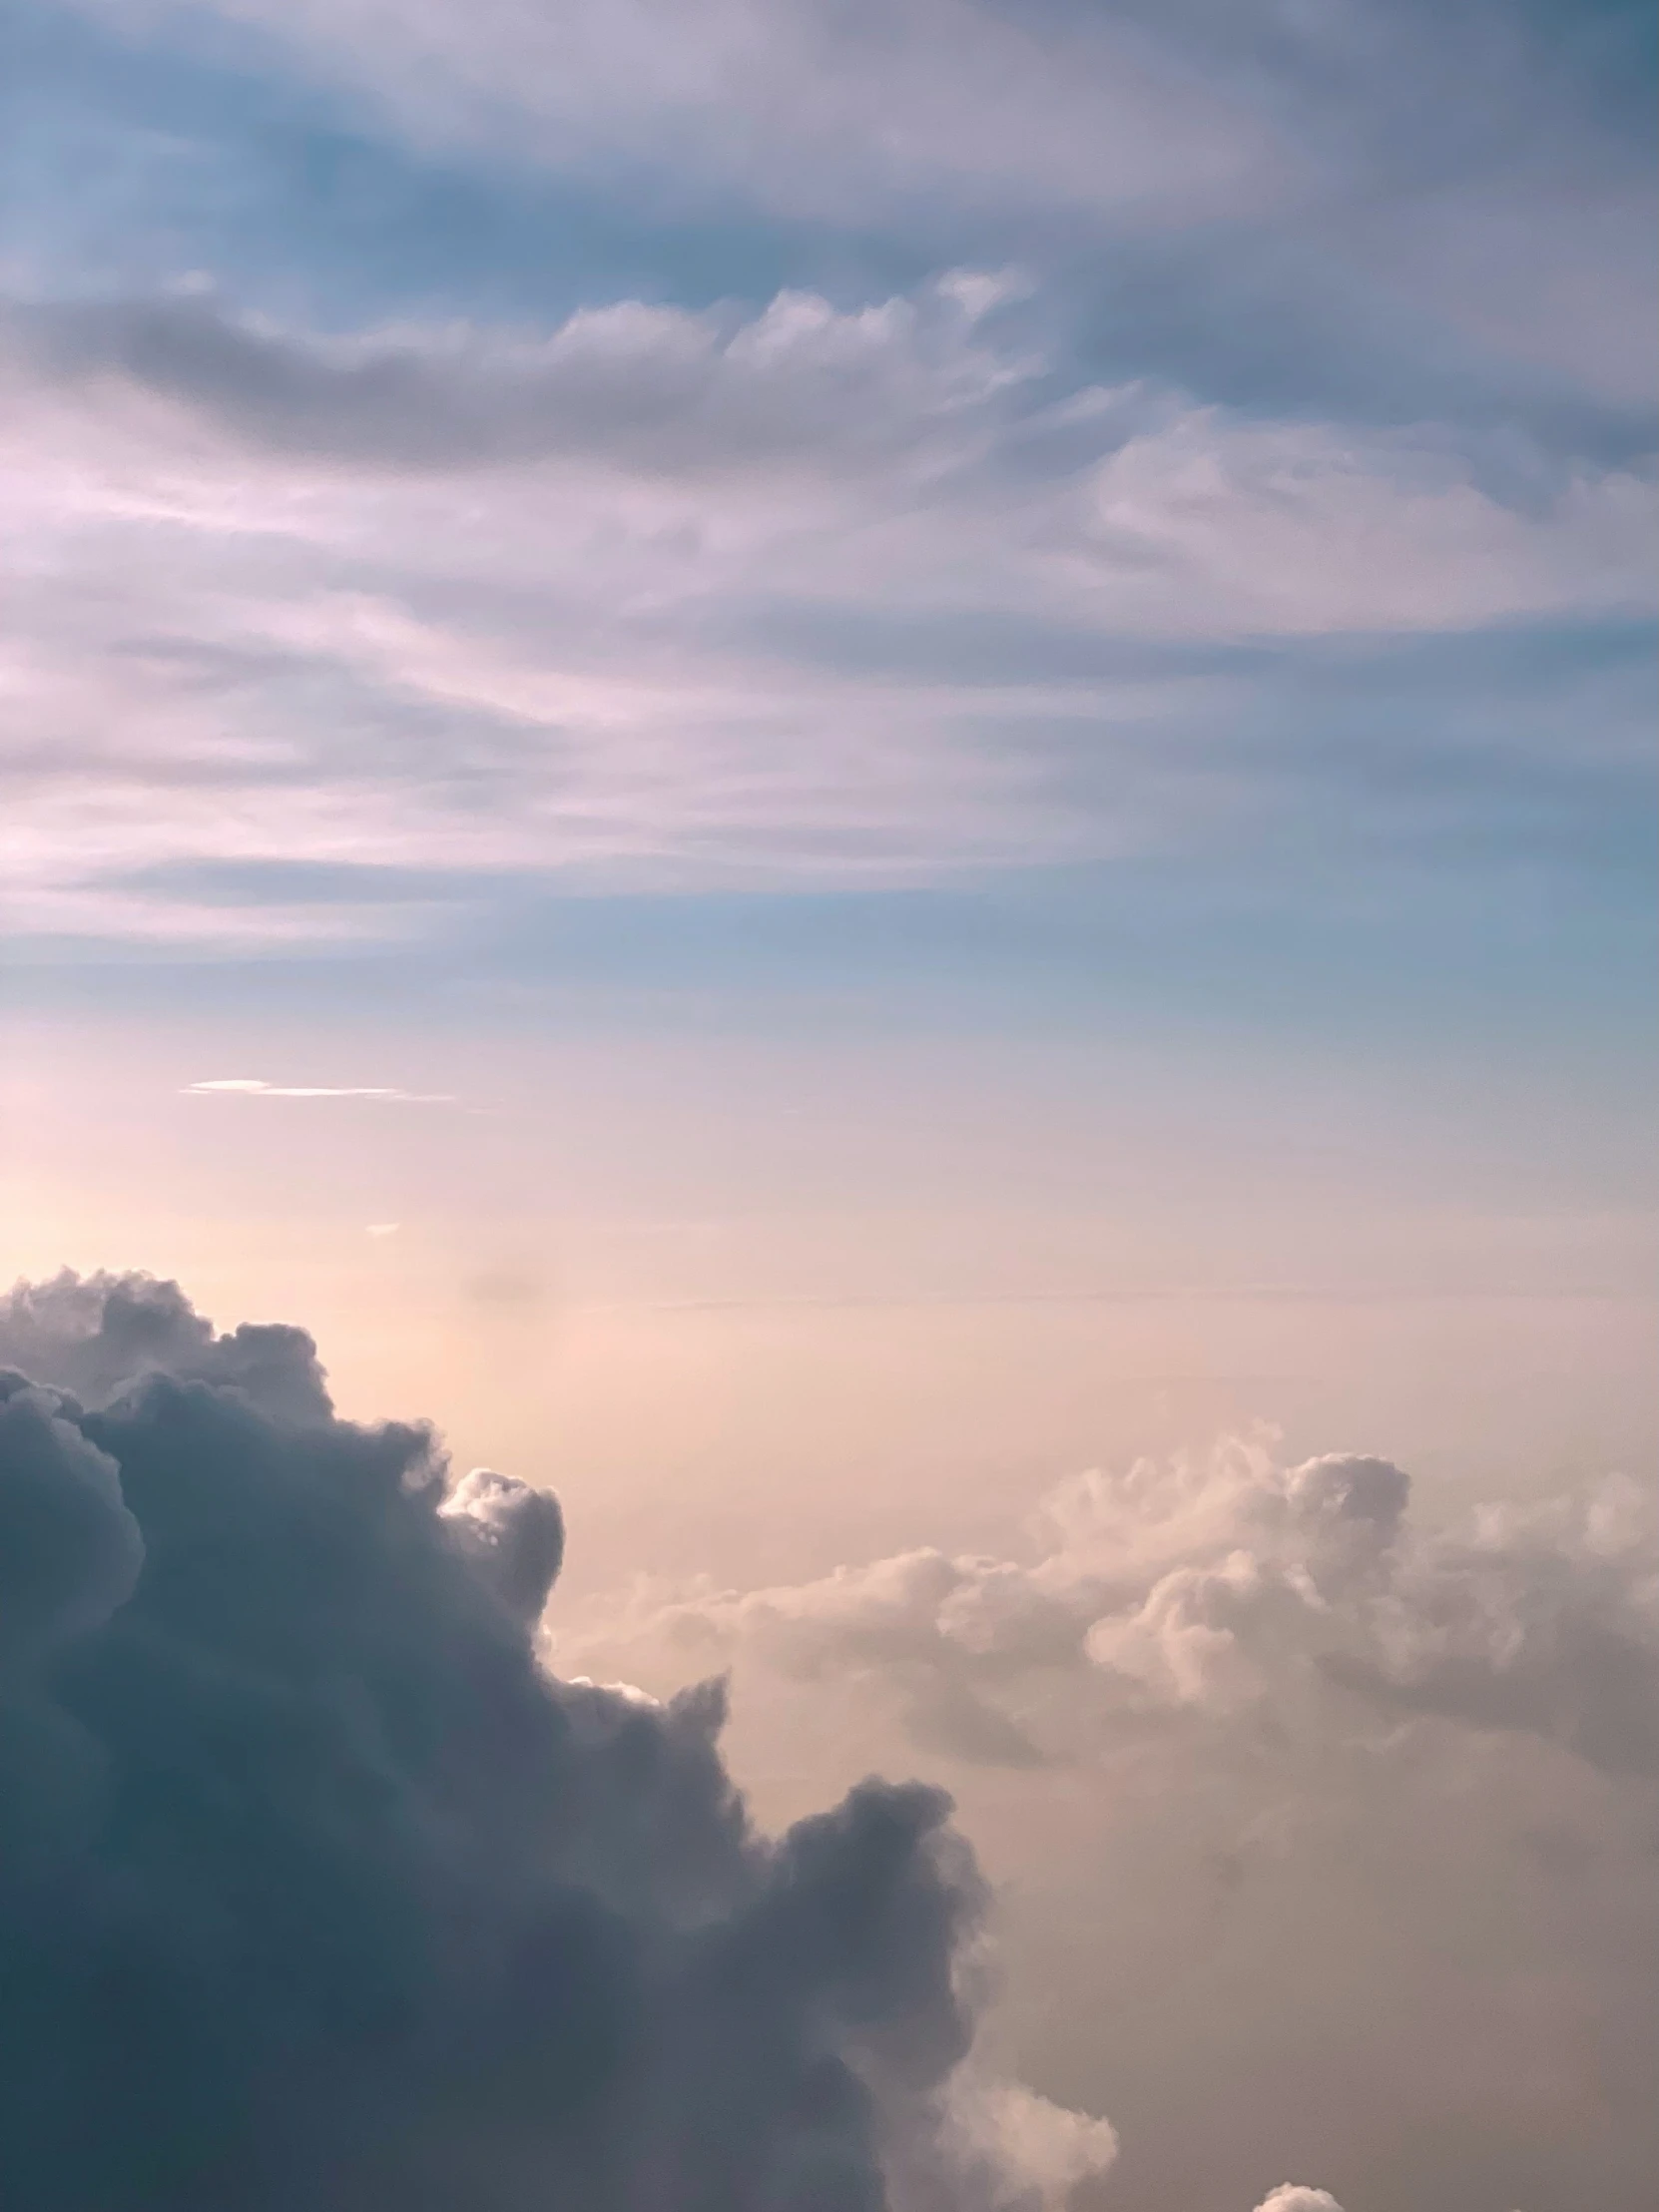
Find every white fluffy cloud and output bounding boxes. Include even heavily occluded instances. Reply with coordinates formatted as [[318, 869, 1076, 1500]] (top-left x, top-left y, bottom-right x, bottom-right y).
[[559, 1434, 1659, 2209], [560, 1437, 1659, 1778]]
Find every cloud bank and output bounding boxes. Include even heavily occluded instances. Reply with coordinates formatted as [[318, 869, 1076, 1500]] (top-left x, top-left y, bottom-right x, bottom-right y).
[[0, 1271, 1121, 2211], [10, 1272, 1651, 2206], [582, 1436, 1659, 1782], [565, 1437, 1659, 2209]]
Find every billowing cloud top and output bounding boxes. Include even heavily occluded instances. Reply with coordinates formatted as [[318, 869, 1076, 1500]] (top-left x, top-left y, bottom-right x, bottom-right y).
[[0, 1269, 334, 1423], [0, 1273, 1123, 2210], [565, 1432, 1659, 2207], [572, 1434, 1659, 1782]]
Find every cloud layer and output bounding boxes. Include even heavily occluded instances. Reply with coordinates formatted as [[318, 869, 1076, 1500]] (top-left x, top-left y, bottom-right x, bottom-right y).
[[4, 274, 1651, 949], [5, 0, 1653, 972]]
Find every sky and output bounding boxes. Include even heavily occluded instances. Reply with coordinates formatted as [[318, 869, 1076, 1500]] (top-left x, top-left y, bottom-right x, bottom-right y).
[[0, 3, 1656, 2208]]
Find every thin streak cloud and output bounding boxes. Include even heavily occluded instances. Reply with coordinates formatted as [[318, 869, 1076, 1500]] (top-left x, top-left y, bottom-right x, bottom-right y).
[[183, 1078, 456, 1101]]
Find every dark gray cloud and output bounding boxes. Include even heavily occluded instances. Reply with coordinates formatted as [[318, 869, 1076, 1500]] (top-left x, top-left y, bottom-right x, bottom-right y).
[[0, 1272, 1114, 2211]]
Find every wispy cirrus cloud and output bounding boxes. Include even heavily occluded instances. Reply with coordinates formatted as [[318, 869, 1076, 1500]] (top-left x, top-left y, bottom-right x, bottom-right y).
[[3, 0, 1653, 976], [3, 278, 1651, 952]]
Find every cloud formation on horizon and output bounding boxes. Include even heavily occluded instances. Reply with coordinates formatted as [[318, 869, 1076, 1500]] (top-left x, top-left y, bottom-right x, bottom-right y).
[[562, 1425, 1659, 2208], [572, 1433, 1659, 1782]]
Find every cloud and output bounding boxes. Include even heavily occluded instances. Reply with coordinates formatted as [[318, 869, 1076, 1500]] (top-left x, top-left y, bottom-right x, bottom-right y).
[[3, 279, 1651, 951], [0, 1269, 332, 1422], [19, 282, 1033, 475], [184, 1078, 456, 1101], [15, 290, 1650, 623], [43, 0, 1655, 430], [57, 0, 1282, 229], [566, 1432, 1659, 2208], [12, 1276, 1648, 2205], [439, 1463, 567, 1620], [0, 1379, 144, 1664], [568, 1438, 1659, 1779], [8, 4, 1649, 970], [0, 1272, 1119, 2212]]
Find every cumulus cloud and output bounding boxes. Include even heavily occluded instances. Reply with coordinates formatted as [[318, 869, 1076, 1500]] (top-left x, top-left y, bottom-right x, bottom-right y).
[[0, 1270, 333, 1423], [0, 1379, 144, 1664], [566, 1432, 1659, 2209], [567, 1436, 1659, 1779], [11, 1276, 1647, 2205], [0, 1272, 1118, 2211]]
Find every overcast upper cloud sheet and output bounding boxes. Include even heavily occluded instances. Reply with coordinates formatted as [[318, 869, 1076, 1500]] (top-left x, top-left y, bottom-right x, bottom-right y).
[[3, 277, 1651, 945], [3, 0, 1654, 955]]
